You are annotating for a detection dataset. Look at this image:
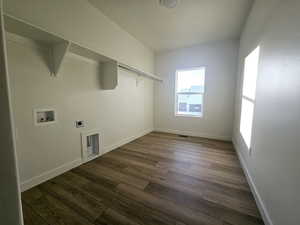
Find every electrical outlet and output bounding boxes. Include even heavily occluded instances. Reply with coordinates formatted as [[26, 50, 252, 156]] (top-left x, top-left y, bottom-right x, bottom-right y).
[[75, 120, 85, 128]]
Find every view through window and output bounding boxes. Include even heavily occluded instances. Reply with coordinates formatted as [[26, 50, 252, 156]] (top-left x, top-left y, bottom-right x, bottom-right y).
[[175, 68, 205, 117], [240, 46, 260, 149]]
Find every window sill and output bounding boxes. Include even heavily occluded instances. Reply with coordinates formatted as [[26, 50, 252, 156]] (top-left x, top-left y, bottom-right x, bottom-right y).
[[175, 114, 203, 118]]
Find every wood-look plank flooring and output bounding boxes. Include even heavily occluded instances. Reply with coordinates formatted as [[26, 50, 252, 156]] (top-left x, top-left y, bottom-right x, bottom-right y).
[[22, 132, 264, 225]]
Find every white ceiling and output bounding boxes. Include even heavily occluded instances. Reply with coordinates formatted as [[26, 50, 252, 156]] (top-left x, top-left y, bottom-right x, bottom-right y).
[[88, 0, 253, 52]]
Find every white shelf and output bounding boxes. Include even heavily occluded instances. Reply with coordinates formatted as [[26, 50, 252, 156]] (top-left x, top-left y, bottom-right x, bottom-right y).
[[4, 14, 65, 45], [3, 13, 163, 87], [69, 42, 113, 63], [4, 14, 70, 76]]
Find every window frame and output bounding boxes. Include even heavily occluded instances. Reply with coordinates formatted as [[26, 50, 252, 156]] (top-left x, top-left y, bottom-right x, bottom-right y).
[[240, 46, 260, 152], [174, 67, 206, 118]]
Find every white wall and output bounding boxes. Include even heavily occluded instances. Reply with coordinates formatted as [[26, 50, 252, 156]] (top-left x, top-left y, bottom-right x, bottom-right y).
[[8, 35, 154, 191], [4, 0, 155, 191], [233, 1, 300, 225], [0, 2, 23, 224], [154, 40, 238, 140]]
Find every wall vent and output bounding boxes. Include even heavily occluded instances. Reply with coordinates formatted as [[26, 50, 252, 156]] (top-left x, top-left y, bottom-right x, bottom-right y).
[[81, 130, 101, 162]]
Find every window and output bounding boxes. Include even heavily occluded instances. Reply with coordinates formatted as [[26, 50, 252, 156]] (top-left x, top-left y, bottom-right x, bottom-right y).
[[175, 68, 205, 117], [240, 46, 260, 149]]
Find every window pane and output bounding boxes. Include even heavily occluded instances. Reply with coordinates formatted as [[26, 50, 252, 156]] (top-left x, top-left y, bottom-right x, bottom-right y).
[[176, 68, 205, 93], [243, 46, 260, 100], [240, 98, 254, 149], [177, 94, 203, 116]]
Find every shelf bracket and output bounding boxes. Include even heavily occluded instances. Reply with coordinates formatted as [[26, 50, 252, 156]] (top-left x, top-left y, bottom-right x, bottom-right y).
[[51, 41, 70, 76]]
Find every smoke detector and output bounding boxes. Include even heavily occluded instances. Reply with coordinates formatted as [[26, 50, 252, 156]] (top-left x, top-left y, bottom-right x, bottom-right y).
[[159, 0, 179, 8]]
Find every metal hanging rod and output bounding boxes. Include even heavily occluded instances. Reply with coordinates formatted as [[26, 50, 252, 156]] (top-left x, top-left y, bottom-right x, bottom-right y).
[[118, 63, 162, 82]]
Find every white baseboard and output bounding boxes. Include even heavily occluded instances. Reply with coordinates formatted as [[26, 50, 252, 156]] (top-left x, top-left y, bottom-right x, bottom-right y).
[[232, 138, 273, 225], [20, 128, 154, 192], [154, 128, 232, 141], [20, 158, 82, 192], [103, 128, 154, 153]]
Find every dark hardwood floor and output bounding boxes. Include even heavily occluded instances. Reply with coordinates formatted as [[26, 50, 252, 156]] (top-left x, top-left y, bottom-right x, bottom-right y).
[[22, 132, 264, 225]]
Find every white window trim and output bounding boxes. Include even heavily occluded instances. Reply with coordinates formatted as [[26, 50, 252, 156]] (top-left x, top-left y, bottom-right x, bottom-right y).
[[174, 67, 206, 118]]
